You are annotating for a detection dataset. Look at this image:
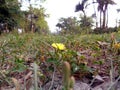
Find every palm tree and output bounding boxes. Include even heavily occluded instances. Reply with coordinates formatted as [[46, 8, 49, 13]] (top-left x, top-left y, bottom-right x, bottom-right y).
[[97, 0, 103, 28], [75, 0, 88, 17], [97, 0, 116, 28]]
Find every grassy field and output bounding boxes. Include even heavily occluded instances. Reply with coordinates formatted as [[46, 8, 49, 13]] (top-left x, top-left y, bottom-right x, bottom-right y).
[[0, 32, 120, 89]]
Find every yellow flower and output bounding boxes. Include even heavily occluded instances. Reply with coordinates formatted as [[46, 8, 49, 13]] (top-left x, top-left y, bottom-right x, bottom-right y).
[[52, 43, 66, 50], [113, 43, 120, 49]]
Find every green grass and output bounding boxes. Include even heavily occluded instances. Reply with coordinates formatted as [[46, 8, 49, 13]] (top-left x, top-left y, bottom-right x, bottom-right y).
[[0, 32, 120, 89]]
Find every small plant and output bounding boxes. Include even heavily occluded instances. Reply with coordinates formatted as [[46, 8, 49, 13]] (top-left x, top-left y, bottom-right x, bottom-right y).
[[113, 43, 120, 54], [47, 43, 66, 65], [12, 57, 27, 72], [110, 33, 120, 54]]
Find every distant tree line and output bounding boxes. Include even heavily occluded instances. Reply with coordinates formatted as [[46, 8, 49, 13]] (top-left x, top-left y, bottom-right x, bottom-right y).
[[55, 0, 120, 35], [56, 15, 93, 34]]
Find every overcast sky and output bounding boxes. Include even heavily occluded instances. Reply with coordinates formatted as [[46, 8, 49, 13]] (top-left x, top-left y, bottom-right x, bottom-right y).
[[20, 0, 120, 32]]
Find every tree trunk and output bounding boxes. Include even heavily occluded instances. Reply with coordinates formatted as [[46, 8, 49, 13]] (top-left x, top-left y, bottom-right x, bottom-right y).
[[106, 3, 109, 28], [93, 0, 98, 28], [106, 9, 108, 28], [102, 4, 108, 29], [100, 11, 102, 28], [83, 10, 86, 18], [102, 10, 106, 28]]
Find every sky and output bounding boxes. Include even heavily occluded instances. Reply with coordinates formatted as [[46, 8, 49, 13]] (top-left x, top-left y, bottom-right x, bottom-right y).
[[20, 0, 120, 32]]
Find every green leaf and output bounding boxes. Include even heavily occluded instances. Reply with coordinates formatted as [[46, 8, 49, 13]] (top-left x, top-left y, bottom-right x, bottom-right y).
[[47, 58, 59, 65]]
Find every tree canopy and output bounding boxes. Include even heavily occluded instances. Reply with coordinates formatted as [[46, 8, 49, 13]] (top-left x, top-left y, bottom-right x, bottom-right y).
[[0, 0, 50, 34], [0, 0, 21, 30], [56, 16, 93, 34]]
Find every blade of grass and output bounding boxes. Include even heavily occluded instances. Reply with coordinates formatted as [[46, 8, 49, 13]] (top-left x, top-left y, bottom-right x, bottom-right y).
[[33, 62, 38, 90]]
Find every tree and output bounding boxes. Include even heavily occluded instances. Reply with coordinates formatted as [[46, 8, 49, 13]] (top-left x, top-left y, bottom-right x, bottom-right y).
[[80, 15, 93, 29], [75, 0, 116, 32], [32, 7, 50, 34], [0, 0, 22, 32], [56, 17, 81, 34], [0, 0, 10, 19], [0, 0, 49, 34], [96, 0, 116, 28], [20, 0, 46, 32], [21, 6, 49, 34], [75, 0, 88, 17], [79, 15, 94, 34]]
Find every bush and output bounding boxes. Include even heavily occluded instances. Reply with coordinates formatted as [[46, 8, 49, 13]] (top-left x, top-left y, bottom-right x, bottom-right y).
[[93, 27, 118, 34]]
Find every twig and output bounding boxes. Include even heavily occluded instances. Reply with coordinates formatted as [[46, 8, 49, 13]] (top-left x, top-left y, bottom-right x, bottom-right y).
[[89, 77, 96, 87], [24, 71, 32, 90], [110, 58, 114, 82], [88, 77, 96, 89], [48, 64, 56, 90], [107, 76, 120, 90]]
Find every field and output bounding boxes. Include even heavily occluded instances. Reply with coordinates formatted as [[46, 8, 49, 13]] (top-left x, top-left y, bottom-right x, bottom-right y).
[[0, 32, 120, 90]]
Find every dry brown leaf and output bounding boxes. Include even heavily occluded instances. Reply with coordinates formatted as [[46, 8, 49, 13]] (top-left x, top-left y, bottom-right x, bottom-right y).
[[24, 71, 32, 80], [11, 78, 21, 90]]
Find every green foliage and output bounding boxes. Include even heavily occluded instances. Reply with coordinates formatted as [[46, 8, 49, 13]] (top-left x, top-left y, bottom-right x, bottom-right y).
[[56, 17, 81, 34], [93, 27, 118, 34], [12, 57, 27, 72], [20, 4, 50, 34], [0, 0, 49, 34], [0, 0, 22, 30], [80, 15, 93, 28], [56, 15, 94, 34], [32, 7, 50, 34]]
